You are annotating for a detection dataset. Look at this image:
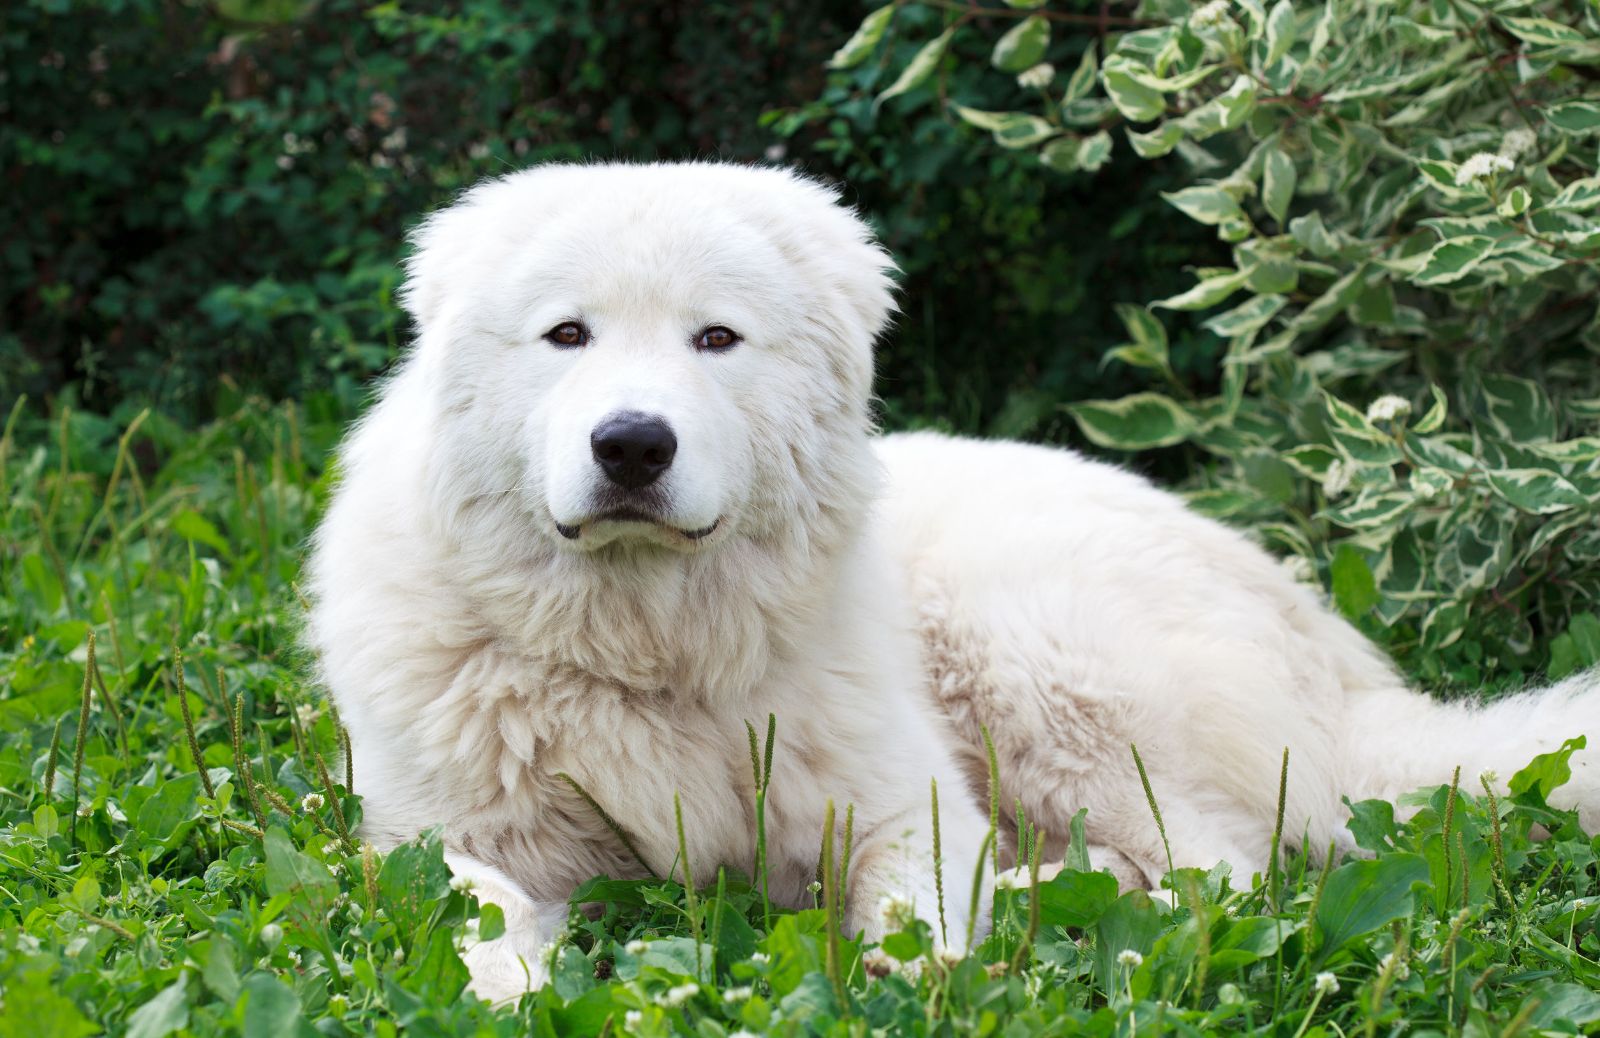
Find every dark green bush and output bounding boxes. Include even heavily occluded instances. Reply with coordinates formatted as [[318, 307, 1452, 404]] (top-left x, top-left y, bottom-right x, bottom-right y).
[[4, 0, 1197, 433]]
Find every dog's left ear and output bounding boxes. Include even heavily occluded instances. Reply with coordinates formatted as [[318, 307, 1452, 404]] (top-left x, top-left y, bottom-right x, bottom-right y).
[[788, 171, 901, 348]]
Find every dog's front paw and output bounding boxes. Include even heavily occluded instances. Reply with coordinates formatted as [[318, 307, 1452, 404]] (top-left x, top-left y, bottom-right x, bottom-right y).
[[463, 935, 550, 1005]]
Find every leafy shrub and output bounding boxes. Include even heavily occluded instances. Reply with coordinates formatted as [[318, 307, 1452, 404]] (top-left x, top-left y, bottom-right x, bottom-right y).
[[824, 0, 1600, 686]]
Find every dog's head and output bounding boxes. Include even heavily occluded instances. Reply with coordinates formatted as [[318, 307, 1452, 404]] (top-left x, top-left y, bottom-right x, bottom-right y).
[[400, 163, 896, 555]]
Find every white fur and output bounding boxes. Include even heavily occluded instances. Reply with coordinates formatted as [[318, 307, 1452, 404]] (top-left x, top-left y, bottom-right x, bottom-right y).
[[307, 161, 1600, 1003]]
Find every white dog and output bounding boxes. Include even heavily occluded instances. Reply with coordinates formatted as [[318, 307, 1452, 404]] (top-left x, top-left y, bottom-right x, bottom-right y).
[[306, 162, 1599, 1002]]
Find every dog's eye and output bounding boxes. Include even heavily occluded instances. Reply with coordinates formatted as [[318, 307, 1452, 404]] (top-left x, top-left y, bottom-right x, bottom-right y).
[[697, 326, 741, 351], [544, 321, 589, 348]]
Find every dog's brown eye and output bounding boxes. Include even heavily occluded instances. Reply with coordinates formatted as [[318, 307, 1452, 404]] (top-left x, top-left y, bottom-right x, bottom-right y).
[[697, 326, 740, 351], [545, 321, 589, 348]]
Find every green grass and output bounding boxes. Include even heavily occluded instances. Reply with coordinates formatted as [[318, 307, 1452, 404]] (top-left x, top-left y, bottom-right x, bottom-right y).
[[3, 400, 1599, 1037]]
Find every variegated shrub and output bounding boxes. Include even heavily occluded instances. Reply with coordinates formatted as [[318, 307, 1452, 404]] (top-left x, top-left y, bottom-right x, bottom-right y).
[[828, 0, 1600, 685]]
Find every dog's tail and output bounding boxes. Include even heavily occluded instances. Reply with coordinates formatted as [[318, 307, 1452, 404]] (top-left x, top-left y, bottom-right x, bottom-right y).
[[1342, 669, 1600, 830]]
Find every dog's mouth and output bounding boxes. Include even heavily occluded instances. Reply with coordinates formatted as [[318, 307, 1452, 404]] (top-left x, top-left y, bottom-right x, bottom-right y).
[[555, 510, 721, 542]]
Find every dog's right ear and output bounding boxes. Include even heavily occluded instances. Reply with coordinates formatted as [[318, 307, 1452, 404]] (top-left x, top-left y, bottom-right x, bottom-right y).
[[399, 177, 507, 333]]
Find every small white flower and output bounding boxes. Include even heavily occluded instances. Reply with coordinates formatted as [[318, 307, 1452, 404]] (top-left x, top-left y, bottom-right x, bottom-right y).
[[1500, 127, 1537, 159], [658, 981, 699, 1007], [722, 985, 753, 1003], [1324, 459, 1352, 497], [275, 155, 294, 171], [1454, 152, 1514, 186], [1016, 62, 1055, 89], [260, 923, 284, 949], [448, 875, 474, 892], [294, 703, 319, 727], [1366, 394, 1411, 424], [1189, 0, 1231, 27], [750, 951, 771, 965], [1315, 970, 1340, 995], [1379, 951, 1410, 980], [468, 142, 491, 160], [625, 939, 648, 956], [879, 893, 916, 931], [806, 880, 822, 894], [624, 1009, 643, 1030], [1117, 949, 1144, 968], [300, 792, 325, 812]]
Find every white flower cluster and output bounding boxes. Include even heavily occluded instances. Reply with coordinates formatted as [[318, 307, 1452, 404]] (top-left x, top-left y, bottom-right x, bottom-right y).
[[300, 792, 325, 812], [1190, 0, 1232, 27], [625, 938, 648, 955], [1454, 152, 1514, 186], [1117, 949, 1144, 968], [658, 981, 699, 1008], [722, 985, 753, 1003], [1017, 62, 1055, 89], [1366, 393, 1411, 424], [448, 874, 473, 892], [1500, 127, 1537, 159], [1379, 951, 1410, 980], [1314, 970, 1340, 995]]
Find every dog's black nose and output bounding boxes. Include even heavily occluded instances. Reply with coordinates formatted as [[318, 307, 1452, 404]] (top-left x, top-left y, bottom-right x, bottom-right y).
[[591, 412, 677, 490]]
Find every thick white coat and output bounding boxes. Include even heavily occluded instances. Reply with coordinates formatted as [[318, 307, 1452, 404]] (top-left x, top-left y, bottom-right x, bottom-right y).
[[306, 162, 1600, 1002]]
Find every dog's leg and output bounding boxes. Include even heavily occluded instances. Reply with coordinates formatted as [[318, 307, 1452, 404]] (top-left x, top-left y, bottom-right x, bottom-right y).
[[445, 852, 567, 1005], [843, 792, 991, 955]]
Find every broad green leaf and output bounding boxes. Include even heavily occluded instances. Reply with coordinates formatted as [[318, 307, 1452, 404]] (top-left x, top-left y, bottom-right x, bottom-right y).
[[1550, 613, 1600, 679], [1161, 185, 1245, 226], [1479, 374, 1557, 441], [1077, 130, 1113, 171], [1547, 176, 1600, 211], [1313, 853, 1429, 962], [1128, 122, 1185, 158], [876, 27, 956, 107], [1510, 735, 1586, 801], [1413, 385, 1448, 434], [1485, 468, 1588, 514], [1496, 185, 1531, 217], [1544, 101, 1600, 134], [1526, 985, 1600, 1031], [1264, 0, 1296, 66], [1330, 543, 1379, 619], [1067, 393, 1197, 449], [240, 973, 304, 1038], [953, 107, 1059, 149], [1036, 868, 1120, 929], [127, 977, 189, 1038], [1323, 490, 1415, 530], [172, 509, 232, 558], [1204, 293, 1286, 337], [1103, 67, 1166, 122], [827, 5, 893, 69], [992, 15, 1050, 72], [1263, 146, 1296, 225], [1151, 269, 1250, 310], [1529, 437, 1600, 463], [1409, 236, 1495, 286], [1498, 16, 1586, 46], [1064, 47, 1098, 103]]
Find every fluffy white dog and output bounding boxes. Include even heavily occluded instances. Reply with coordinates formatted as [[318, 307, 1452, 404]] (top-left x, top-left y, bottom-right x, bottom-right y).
[[307, 162, 1599, 1002]]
